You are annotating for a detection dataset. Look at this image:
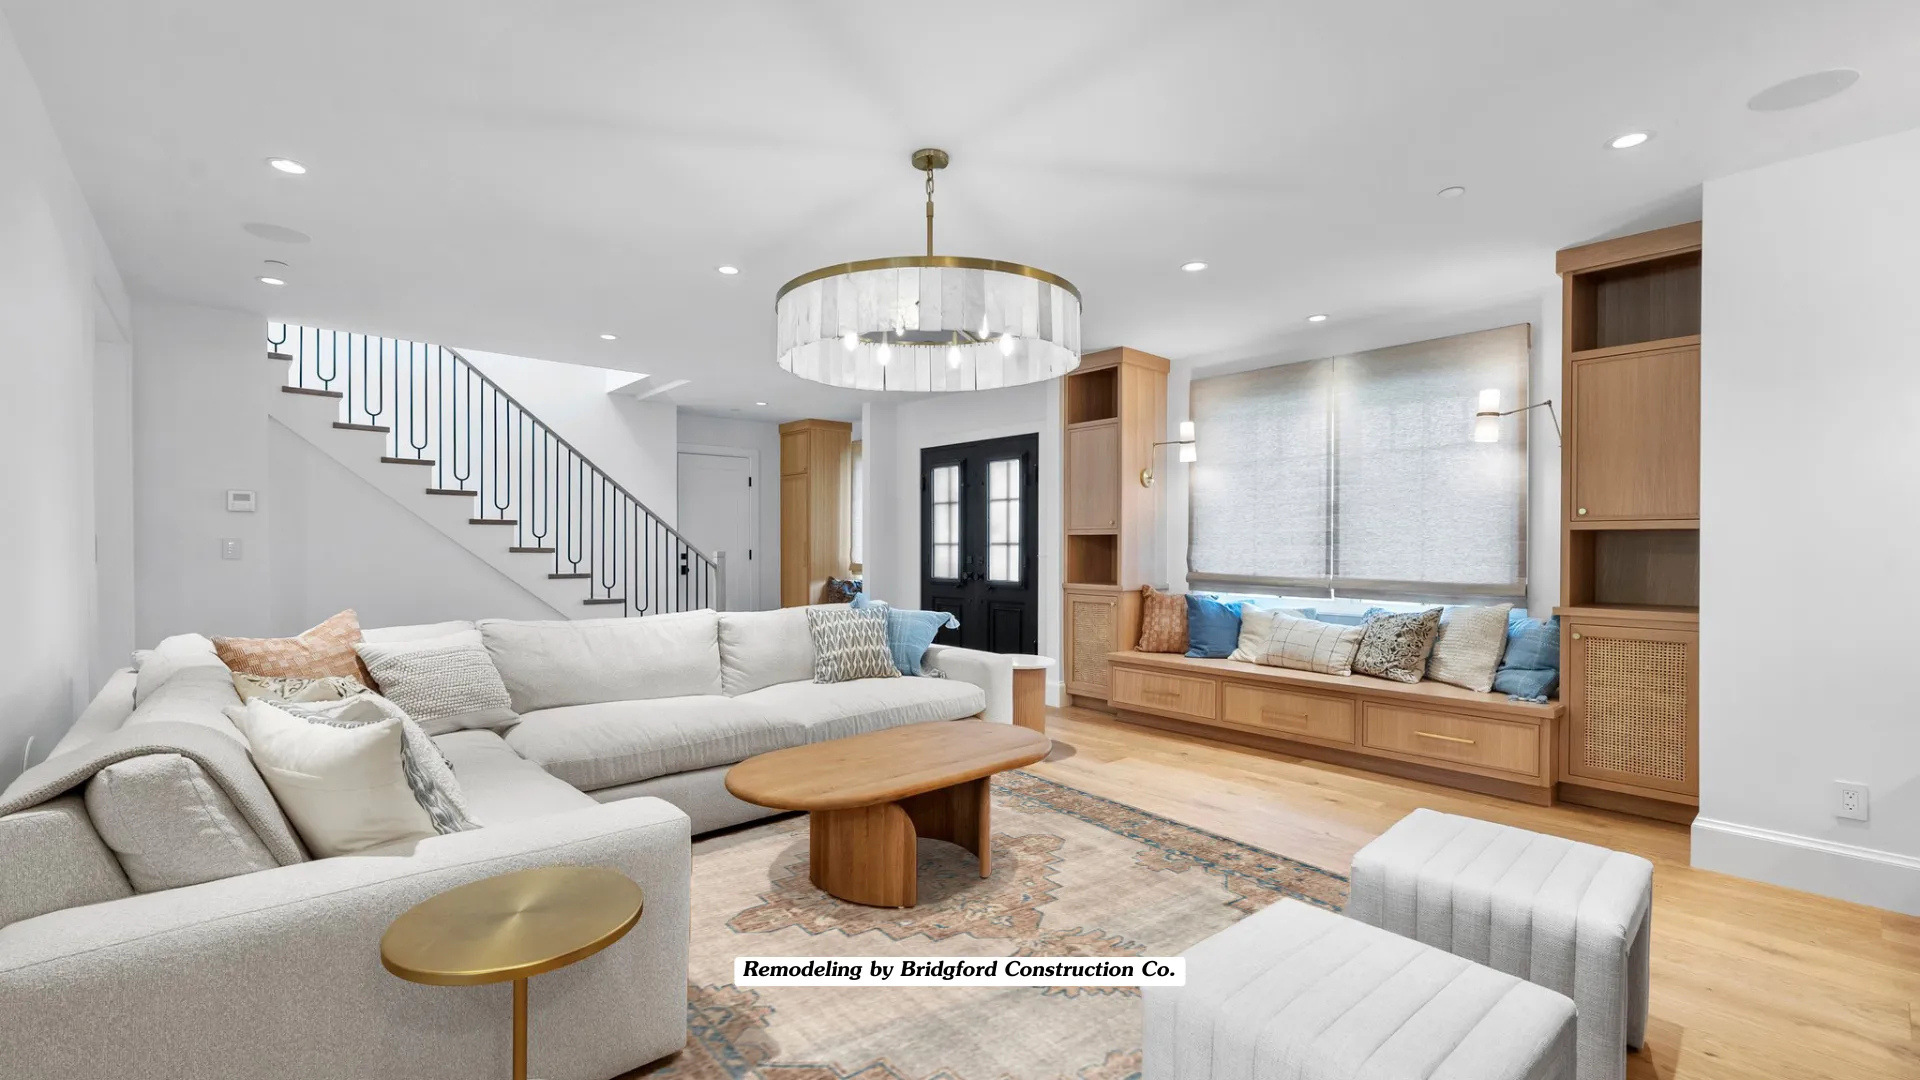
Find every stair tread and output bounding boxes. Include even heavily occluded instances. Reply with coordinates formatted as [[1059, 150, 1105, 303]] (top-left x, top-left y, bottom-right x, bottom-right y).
[[333, 422, 391, 433], [380, 456, 434, 466], [280, 386, 343, 399], [509, 546, 555, 554], [267, 351, 293, 361], [549, 573, 590, 580], [582, 598, 627, 605], [426, 488, 478, 496], [469, 518, 517, 525]]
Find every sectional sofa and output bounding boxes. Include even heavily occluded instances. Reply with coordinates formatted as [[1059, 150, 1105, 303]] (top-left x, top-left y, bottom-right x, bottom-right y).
[[0, 606, 1013, 1080]]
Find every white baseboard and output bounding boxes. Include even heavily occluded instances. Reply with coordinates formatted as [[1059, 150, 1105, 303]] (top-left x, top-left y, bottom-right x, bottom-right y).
[[1046, 678, 1065, 709], [1691, 817, 1920, 915]]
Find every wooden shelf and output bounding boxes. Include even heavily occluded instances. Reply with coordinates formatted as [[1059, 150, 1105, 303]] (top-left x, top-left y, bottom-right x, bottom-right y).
[[1571, 334, 1700, 362], [1570, 518, 1700, 531], [1065, 418, 1120, 433], [1555, 604, 1699, 626]]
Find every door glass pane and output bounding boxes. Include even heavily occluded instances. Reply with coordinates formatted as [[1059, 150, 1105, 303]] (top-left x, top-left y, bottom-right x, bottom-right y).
[[931, 463, 961, 580], [987, 457, 1021, 583]]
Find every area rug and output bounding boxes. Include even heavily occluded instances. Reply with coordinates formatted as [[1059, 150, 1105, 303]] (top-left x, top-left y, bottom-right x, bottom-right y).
[[637, 770, 1347, 1080]]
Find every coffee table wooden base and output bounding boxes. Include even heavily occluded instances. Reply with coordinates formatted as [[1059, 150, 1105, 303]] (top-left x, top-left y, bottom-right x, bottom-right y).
[[808, 776, 990, 908]]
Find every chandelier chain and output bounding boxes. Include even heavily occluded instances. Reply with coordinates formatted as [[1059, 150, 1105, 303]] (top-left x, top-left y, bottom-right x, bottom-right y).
[[924, 166, 936, 256]]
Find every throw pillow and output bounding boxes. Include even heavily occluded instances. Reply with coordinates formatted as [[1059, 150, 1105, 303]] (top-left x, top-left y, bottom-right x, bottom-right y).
[[1184, 594, 1244, 659], [231, 673, 367, 703], [852, 594, 959, 676], [1253, 612, 1365, 677], [1351, 608, 1443, 683], [1425, 603, 1515, 693], [818, 577, 863, 604], [214, 609, 369, 682], [806, 606, 900, 683], [1492, 614, 1561, 702], [229, 697, 441, 857], [1136, 586, 1188, 653], [355, 634, 517, 736], [1227, 606, 1318, 662]]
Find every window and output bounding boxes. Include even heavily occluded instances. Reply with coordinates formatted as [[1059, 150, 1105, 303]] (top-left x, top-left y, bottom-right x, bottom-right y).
[[850, 440, 864, 570], [987, 457, 1022, 582], [930, 463, 960, 579], [1189, 324, 1529, 598]]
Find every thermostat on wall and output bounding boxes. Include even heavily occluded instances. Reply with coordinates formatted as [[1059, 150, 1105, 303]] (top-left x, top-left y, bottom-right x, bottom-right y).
[[226, 489, 257, 513]]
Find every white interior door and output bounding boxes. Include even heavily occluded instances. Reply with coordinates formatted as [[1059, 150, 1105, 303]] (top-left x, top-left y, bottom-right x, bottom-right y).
[[676, 450, 756, 611]]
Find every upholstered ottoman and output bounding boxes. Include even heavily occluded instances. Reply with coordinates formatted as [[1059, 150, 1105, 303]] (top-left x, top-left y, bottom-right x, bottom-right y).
[[1144, 899, 1576, 1080], [1348, 809, 1653, 1080]]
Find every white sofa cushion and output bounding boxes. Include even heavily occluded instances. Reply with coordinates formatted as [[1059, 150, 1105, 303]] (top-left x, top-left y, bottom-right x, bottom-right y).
[[133, 633, 226, 705], [84, 753, 279, 893], [505, 696, 802, 792], [361, 620, 477, 643], [717, 607, 816, 696], [481, 611, 723, 712], [432, 730, 597, 824], [230, 699, 438, 857], [736, 677, 985, 743]]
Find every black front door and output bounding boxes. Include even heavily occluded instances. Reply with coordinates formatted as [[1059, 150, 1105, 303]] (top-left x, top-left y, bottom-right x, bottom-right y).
[[920, 434, 1039, 654]]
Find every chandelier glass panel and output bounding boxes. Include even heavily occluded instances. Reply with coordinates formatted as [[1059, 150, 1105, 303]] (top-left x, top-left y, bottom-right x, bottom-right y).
[[774, 150, 1082, 392]]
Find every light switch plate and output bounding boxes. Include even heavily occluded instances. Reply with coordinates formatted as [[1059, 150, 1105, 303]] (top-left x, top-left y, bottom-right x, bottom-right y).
[[1834, 781, 1869, 822], [220, 538, 243, 561]]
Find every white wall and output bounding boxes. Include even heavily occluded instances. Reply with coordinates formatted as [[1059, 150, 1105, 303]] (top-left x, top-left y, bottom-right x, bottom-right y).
[[676, 413, 782, 610], [1695, 126, 1920, 915], [1162, 292, 1564, 617], [862, 383, 1063, 699], [0, 11, 131, 781]]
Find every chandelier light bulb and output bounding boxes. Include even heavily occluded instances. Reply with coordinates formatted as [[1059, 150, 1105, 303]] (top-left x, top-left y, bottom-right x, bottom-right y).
[[877, 340, 891, 365], [979, 315, 989, 339], [947, 344, 963, 369], [999, 334, 1015, 357], [842, 331, 858, 351]]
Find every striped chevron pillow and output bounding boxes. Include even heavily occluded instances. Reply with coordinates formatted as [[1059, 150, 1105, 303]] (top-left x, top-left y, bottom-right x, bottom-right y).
[[806, 606, 901, 683]]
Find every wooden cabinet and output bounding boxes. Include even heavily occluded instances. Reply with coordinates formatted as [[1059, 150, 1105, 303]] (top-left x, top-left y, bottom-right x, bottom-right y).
[[1570, 342, 1700, 524], [1065, 421, 1121, 532], [1562, 618, 1699, 801], [1063, 589, 1119, 698], [1362, 703, 1546, 781], [1219, 682, 1355, 748], [777, 419, 852, 607], [1109, 666, 1218, 723]]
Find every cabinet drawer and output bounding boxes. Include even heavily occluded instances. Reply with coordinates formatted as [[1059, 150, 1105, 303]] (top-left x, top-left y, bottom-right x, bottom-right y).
[[1362, 704, 1542, 779], [1220, 682, 1355, 747], [1110, 666, 1217, 722]]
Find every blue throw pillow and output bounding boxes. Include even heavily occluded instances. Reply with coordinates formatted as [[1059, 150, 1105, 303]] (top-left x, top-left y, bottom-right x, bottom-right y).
[[850, 594, 958, 676], [1493, 614, 1560, 701], [1184, 594, 1244, 659]]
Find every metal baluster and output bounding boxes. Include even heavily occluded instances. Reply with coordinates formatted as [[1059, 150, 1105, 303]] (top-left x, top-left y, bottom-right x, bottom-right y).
[[408, 344, 428, 459]]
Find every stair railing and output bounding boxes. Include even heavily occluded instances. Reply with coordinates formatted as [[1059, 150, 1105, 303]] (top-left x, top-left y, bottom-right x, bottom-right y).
[[270, 323, 723, 616]]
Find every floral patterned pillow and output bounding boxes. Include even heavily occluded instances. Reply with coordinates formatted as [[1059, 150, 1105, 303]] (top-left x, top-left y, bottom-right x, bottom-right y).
[[1135, 586, 1189, 653], [1352, 608, 1443, 683]]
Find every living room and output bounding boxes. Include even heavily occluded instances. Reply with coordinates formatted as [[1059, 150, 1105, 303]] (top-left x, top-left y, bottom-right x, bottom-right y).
[[3, 3, 1917, 1080]]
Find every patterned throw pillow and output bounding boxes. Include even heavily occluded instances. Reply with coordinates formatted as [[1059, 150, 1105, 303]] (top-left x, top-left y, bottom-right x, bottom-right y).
[[806, 606, 901, 683], [232, 673, 367, 703], [214, 609, 370, 682], [241, 693, 480, 836], [1254, 612, 1366, 676], [1135, 586, 1188, 653], [818, 577, 863, 604], [355, 635, 517, 736], [1352, 608, 1443, 683], [1425, 604, 1514, 693]]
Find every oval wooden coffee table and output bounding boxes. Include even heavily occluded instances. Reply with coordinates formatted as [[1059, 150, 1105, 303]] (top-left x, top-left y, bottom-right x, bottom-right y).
[[726, 721, 1051, 908]]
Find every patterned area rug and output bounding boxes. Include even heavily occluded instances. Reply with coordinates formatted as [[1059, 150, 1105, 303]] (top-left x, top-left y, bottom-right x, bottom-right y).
[[636, 770, 1347, 1080]]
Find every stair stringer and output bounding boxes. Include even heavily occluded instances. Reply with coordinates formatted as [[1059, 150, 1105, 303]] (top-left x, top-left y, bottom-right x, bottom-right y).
[[269, 387, 597, 620]]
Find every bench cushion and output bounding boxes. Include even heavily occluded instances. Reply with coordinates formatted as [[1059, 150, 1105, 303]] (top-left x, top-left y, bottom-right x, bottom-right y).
[[1145, 898, 1575, 1080]]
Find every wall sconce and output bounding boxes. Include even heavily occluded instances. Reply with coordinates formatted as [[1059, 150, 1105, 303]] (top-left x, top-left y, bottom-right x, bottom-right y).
[[1472, 389, 1561, 444], [1141, 421, 1197, 487]]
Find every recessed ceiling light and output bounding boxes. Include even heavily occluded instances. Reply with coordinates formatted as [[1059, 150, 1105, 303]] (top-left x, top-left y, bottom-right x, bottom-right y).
[[267, 158, 307, 175], [755, 401, 768, 406], [258, 276, 286, 286], [1608, 132, 1651, 150], [1180, 261, 1208, 272], [1747, 69, 1860, 112], [1306, 313, 1329, 323], [599, 333, 618, 341], [1437, 185, 1466, 198], [717, 265, 740, 275]]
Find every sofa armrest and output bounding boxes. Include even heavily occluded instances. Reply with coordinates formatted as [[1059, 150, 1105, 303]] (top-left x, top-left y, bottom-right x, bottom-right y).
[[0, 798, 692, 1080], [922, 644, 1015, 724]]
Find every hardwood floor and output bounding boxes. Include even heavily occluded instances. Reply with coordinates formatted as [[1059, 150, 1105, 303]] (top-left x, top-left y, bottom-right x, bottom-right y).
[[1029, 706, 1920, 1080]]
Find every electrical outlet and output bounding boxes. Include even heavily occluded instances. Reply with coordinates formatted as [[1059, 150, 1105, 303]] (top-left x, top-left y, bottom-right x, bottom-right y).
[[1834, 781, 1870, 822]]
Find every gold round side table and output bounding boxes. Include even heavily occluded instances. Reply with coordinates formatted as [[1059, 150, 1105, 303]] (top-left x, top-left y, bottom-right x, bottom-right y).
[[381, 866, 644, 1080]]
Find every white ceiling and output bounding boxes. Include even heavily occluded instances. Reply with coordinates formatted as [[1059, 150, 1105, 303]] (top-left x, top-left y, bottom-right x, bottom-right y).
[[9, 1, 1920, 420]]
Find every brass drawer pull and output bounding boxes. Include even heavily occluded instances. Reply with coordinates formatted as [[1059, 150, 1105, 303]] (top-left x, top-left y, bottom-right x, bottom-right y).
[[1261, 709, 1311, 725], [1416, 731, 1477, 746], [1142, 689, 1182, 702]]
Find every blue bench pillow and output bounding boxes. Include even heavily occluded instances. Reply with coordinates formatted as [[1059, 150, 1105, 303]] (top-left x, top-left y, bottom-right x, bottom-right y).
[[1492, 613, 1560, 702], [1185, 594, 1245, 659]]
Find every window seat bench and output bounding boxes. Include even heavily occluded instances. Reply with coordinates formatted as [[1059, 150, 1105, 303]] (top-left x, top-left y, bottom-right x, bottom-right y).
[[1101, 650, 1563, 805]]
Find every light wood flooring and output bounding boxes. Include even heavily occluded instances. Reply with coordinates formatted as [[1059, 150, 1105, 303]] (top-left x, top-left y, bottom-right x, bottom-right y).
[[1028, 706, 1920, 1080]]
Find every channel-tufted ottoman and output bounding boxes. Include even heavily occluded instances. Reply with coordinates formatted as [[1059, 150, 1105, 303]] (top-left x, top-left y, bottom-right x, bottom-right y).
[[1348, 809, 1653, 1080], [1144, 899, 1576, 1080]]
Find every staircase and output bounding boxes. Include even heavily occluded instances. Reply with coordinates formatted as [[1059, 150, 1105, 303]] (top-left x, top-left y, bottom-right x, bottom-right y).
[[267, 324, 722, 617]]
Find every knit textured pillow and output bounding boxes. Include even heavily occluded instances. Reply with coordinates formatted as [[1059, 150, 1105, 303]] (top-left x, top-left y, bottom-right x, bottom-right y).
[[1352, 608, 1443, 683], [1136, 587, 1189, 653], [807, 606, 901, 683], [355, 636, 516, 736], [214, 609, 369, 683], [1425, 603, 1515, 692]]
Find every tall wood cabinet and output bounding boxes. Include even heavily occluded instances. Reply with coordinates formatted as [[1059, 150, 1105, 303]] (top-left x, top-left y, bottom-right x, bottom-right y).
[[779, 419, 852, 607], [1554, 223, 1702, 821], [1059, 348, 1168, 702]]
